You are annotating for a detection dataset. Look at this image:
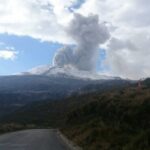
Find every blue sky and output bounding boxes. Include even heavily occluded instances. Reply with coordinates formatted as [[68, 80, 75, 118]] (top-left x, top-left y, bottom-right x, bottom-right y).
[[0, 0, 108, 75], [0, 34, 106, 75], [0, 34, 63, 75], [0, 0, 148, 79]]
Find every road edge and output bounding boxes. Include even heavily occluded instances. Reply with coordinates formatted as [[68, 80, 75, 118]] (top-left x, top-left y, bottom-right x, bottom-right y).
[[57, 130, 82, 150]]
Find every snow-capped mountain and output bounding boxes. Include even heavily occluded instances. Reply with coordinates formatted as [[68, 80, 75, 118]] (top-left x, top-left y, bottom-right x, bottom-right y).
[[0, 65, 125, 105], [22, 65, 117, 80], [0, 65, 130, 118]]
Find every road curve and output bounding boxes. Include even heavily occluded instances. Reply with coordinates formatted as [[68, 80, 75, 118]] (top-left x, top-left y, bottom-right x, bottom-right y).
[[0, 129, 71, 150]]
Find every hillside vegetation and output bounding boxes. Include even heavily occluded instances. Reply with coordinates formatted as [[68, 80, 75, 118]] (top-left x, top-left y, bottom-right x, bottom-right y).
[[62, 79, 150, 150], [1, 79, 150, 150], [1, 79, 130, 126]]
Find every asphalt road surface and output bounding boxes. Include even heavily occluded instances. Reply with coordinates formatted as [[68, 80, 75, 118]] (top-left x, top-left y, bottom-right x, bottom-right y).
[[0, 129, 71, 150]]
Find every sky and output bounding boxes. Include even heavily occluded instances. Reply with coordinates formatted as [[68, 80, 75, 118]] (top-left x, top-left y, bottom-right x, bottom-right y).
[[0, 0, 150, 79], [0, 34, 62, 75]]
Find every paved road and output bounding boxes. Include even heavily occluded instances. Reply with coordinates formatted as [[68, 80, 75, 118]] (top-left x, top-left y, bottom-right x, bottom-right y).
[[0, 129, 71, 150]]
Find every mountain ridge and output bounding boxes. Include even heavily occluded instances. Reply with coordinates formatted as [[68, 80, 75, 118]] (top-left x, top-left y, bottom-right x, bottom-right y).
[[21, 65, 119, 80]]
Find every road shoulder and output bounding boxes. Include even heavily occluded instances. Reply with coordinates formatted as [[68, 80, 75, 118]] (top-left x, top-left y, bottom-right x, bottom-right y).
[[57, 130, 82, 150]]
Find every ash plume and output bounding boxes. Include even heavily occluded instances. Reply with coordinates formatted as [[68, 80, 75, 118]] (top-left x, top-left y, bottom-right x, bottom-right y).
[[53, 14, 110, 71]]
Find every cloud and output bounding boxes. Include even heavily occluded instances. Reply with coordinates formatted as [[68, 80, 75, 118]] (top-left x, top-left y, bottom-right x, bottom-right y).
[[0, 0, 78, 43], [53, 14, 110, 71], [1, 0, 150, 78], [105, 32, 150, 79], [0, 42, 18, 60], [53, 46, 74, 68], [0, 50, 18, 60], [76, 0, 150, 79]]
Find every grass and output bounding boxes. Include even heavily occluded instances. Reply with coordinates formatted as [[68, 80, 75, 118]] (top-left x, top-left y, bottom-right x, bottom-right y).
[[1, 79, 150, 149], [62, 81, 150, 150]]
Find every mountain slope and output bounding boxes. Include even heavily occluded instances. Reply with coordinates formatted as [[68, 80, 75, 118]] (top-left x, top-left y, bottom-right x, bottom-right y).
[[0, 70, 130, 119], [62, 79, 150, 150], [0, 74, 104, 105], [0, 78, 131, 125], [1, 78, 150, 150], [23, 65, 117, 80], [0, 74, 89, 118]]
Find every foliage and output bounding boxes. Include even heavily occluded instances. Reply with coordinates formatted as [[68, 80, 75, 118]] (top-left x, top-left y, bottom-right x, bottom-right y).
[[62, 79, 150, 150]]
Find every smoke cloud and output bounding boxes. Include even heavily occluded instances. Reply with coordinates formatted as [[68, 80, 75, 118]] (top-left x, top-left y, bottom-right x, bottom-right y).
[[53, 14, 110, 71]]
